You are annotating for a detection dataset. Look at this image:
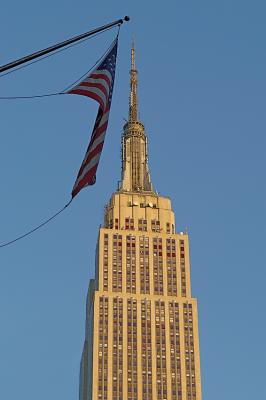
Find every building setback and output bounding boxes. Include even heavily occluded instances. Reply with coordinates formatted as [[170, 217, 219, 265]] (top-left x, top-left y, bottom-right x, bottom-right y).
[[79, 44, 202, 400]]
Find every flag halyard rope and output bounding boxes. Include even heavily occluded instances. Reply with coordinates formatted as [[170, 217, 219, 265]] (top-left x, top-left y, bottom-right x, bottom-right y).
[[0, 27, 119, 101], [0, 200, 72, 249]]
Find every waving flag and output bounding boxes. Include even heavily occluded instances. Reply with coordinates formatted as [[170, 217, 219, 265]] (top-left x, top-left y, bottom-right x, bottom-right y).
[[68, 38, 118, 198]]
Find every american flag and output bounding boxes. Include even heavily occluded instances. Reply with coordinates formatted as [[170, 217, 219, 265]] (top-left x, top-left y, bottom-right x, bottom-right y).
[[68, 38, 118, 198]]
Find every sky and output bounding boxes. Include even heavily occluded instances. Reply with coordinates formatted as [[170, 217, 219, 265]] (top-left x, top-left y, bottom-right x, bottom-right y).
[[0, 1, 265, 399]]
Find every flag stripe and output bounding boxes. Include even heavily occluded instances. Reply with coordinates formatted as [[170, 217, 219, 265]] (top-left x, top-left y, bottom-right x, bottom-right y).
[[77, 82, 109, 99], [94, 110, 110, 130], [82, 77, 110, 93], [74, 152, 101, 188], [72, 163, 98, 197], [89, 131, 106, 153], [77, 141, 104, 178], [86, 110, 109, 145], [75, 86, 108, 108], [71, 110, 109, 185], [91, 119, 108, 141], [89, 70, 112, 84], [70, 89, 106, 110]]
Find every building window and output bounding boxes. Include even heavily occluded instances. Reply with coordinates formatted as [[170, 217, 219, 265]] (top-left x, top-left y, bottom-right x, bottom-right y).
[[151, 219, 160, 232], [138, 218, 147, 231], [125, 217, 134, 230]]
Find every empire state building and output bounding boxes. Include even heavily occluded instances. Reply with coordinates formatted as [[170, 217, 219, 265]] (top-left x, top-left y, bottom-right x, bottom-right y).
[[79, 44, 202, 400]]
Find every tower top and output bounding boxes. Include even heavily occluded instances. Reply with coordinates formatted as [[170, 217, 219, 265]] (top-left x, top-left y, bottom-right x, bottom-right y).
[[119, 43, 153, 193], [131, 39, 136, 69], [129, 40, 138, 122]]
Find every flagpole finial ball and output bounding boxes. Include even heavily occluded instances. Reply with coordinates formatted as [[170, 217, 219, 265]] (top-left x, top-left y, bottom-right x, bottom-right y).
[[124, 16, 130, 22]]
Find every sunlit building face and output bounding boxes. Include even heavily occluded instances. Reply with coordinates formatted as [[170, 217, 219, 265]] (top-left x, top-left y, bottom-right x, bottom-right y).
[[79, 44, 202, 400]]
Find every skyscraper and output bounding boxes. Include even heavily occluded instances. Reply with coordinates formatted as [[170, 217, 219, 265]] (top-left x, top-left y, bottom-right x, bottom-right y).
[[79, 44, 202, 400]]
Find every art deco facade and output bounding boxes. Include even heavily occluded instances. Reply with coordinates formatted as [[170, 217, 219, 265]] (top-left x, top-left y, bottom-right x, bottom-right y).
[[79, 45, 202, 400]]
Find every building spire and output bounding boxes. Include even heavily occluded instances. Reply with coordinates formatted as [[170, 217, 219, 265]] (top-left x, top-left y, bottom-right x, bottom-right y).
[[119, 42, 153, 193], [129, 40, 138, 122]]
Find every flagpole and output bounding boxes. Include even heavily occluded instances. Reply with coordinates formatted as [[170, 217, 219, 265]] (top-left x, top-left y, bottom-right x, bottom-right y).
[[0, 16, 130, 75]]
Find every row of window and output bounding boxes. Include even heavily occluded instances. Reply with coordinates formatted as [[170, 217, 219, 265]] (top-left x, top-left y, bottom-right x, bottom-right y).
[[169, 302, 182, 400], [113, 298, 123, 400], [141, 300, 153, 400], [180, 240, 187, 297], [98, 297, 108, 400], [183, 303, 196, 399], [155, 301, 168, 400], [112, 236, 123, 292], [126, 236, 136, 294], [167, 238, 178, 297], [107, 218, 175, 233], [153, 238, 164, 295], [140, 237, 150, 294], [128, 299, 138, 400]]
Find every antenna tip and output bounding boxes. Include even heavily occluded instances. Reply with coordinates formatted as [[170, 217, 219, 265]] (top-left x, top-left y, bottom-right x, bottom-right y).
[[124, 16, 130, 22]]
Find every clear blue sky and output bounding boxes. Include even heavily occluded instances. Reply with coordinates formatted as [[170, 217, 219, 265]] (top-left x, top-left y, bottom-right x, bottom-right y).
[[0, 1, 265, 399]]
